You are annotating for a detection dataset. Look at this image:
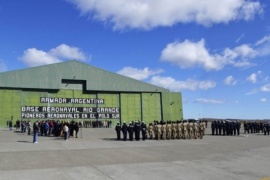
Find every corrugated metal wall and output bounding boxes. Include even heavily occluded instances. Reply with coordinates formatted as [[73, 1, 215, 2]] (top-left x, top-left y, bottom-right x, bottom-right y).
[[0, 61, 169, 92]]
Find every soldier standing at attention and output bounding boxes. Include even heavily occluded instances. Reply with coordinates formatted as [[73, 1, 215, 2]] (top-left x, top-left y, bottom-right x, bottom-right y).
[[166, 121, 171, 140], [247, 122, 251, 134], [183, 120, 188, 139], [215, 121, 219, 135], [115, 122, 121, 140], [236, 121, 241, 135], [263, 121, 267, 135], [127, 122, 134, 141], [171, 122, 176, 139], [267, 122, 270, 135], [141, 121, 147, 140], [233, 121, 237, 136], [211, 121, 215, 135], [148, 123, 154, 139], [160, 122, 164, 140], [121, 122, 128, 141], [134, 121, 141, 141], [222, 121, 227, 136]]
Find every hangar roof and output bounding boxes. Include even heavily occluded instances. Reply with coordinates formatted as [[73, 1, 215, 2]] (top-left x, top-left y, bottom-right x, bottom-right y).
[[0, 60, 169, 92]]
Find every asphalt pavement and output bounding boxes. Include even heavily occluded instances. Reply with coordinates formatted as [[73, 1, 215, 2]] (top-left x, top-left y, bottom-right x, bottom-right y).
[[0, 126, 270, 180]]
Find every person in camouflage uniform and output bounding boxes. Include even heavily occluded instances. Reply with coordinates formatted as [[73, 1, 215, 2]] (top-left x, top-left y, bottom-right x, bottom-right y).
[[147, 123, 154, 139], [176, 121, 182, 139], [193, 121, 199, 139], [187, 120, 193, 139], [198, 121, 204, 139], [156, 122, 161, 140], [171, 122, 177, 139], [166, 121, 171, 140], [183, 120, 188, 139]]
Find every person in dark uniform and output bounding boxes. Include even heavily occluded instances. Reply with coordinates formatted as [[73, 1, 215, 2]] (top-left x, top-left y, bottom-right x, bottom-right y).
[[236, 121, 241, 135], [211, 120, 216, 135], [247, 122, 250, 134], [141, 121, 147, 140], [215, 121, 219, 135], [218, 121, 222, 135], [127, 122, 134, 141], [121, 122, 128, 141], [232, 121, 236, 136], [267, 122, 270, 135], [260, 121, 264, 133], [230, 121, 234, 136], [134, 121, 141, 141], [222, 121, 226, 136], [115, 122, 121, 140], [226, 121, 231, 136], [250, 121, 254, 133]]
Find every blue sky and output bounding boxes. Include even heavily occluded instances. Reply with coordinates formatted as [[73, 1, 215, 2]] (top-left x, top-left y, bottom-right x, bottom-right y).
[[0, 0, 270, 119]]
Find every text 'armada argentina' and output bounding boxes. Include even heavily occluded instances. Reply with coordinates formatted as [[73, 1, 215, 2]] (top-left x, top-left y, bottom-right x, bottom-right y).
[[40, 97, 104, 104]]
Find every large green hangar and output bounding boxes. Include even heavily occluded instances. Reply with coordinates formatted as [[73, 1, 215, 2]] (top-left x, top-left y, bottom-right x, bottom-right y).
[[0, 60, 183, 127]]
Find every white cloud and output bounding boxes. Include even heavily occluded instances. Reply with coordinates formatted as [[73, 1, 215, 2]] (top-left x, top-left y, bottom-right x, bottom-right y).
[[0, 60, 8, 72], [67, 0, 262, 30], [233, 44, 258, 58], [246, 73, 257, 83], [194, 98, 224, 104], [160, 39, 260, 71], [160, 35, 270, 71], [255, 35, 270, 56], [160, 39, 225, 71], [245, 89, 258, 95], [50, 44, 88, 61], [260, 84, 270, 92], [255, 35, 270, 46], [117, 67, 163, 80], [224, 75, 237, 85], [19, 44, 89, 67], [220, 44, 258, 66], [235, 34, 245, 43], [260, 98, 267, 103], [19, 48, 61, 67], [149, 76, 216, 91], [247, 71, 264, 83]]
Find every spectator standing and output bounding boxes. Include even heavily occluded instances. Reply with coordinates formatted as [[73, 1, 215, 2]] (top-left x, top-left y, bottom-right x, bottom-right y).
[[33, 121, 39, 143], [9, 120, 12, 131], [74, 122, 79, 138], [63, 123, 69, 141]]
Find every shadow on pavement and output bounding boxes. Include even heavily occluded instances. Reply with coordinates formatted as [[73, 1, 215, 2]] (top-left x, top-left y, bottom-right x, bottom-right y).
[[102, 138, 118, 141], [17, 140, 33, 143]]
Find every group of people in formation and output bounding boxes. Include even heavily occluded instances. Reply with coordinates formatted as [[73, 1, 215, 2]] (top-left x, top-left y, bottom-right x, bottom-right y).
[[243, 121, 270, 135], [211, 120, 270, 136], [115, 120, 207, 141], [211, 120, 241, 136]]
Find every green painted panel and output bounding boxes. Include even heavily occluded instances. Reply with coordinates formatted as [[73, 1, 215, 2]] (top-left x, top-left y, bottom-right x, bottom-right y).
[[161, 92, 183, 121], [97, 93, 120, 127], [0, 90, 21, 126], [142, 93, 161, 124], [120, 93, 141, 122]]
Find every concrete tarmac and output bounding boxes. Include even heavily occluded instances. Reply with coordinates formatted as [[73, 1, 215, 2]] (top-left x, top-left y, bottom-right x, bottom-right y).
[[0, 126, 270, 180]]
